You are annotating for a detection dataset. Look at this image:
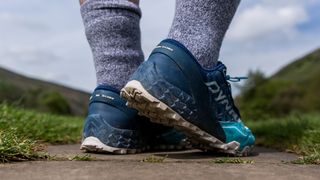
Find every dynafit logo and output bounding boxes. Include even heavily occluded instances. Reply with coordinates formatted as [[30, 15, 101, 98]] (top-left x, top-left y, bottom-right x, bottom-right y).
[[205, 81, 239, 121]]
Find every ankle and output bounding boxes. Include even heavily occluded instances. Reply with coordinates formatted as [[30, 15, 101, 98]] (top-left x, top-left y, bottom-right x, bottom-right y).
[[129, 0, 139, 5], [79, 0, 86, 6], [80, 0, 139, 6]]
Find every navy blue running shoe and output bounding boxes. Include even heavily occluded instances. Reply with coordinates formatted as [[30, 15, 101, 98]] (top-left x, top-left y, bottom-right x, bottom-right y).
[[80, 85, 146, 154], [80, 85, 189, 154], [121, 39, 255, 156]]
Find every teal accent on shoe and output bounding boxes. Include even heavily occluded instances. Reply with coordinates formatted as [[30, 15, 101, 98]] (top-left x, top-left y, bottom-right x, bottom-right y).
[[156, 129, 187, 145], [220, 121, 255, 150]]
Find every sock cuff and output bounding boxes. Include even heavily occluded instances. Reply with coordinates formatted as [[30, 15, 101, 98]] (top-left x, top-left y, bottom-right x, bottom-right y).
[[81, 0, 142, 17]]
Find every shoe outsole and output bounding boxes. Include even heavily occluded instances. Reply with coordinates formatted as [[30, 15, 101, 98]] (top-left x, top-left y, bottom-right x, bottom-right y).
[[152, 138, 192, 151], [121, 80, 254, 157], [81, 136, 192, 155]]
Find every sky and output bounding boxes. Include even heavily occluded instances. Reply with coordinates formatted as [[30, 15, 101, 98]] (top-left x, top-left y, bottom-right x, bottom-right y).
[[0, 0, 319, 92]]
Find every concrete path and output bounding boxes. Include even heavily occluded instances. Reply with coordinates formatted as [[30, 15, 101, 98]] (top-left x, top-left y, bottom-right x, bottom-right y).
[[0, 145, 319, 180]]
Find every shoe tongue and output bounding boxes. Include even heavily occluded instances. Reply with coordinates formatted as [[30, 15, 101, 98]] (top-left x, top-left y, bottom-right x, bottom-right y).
[[202, 61, 227, 82], [214, 61, 227, 75], [202, 62, 242, 122]]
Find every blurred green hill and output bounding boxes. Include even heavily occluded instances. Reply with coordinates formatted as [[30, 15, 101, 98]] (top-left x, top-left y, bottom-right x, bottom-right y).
[[0, 67, 90, 116], [237, 48, 320, 120]]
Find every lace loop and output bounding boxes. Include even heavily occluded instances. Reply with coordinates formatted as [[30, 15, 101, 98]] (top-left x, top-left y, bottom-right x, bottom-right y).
[[226, 75, 248, 82]]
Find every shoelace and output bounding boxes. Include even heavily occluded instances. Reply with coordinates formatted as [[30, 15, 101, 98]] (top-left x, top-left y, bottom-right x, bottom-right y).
[[226, 75, 248, 82]]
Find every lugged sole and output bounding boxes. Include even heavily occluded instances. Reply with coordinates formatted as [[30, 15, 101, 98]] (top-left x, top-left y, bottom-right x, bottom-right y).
[[121, 80, 254, 156], [80, 136, 142, 155], [152, 138, 192, 151], [80, 136, 191, 154]]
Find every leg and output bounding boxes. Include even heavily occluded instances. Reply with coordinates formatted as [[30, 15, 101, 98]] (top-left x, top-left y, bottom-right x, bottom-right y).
[[80, 0, 139, 6], [128, 0, 139, 5], [79, 0, 145, 154], [79, 0, 86, 5], [80, 0, 189, 154], [81, 0, 143, 90], [168, 0, 240, 69]]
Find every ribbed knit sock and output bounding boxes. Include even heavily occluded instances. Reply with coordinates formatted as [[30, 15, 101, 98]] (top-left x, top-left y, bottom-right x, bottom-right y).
[[168, 0, 241, 69], [81, 0, 144, 90]]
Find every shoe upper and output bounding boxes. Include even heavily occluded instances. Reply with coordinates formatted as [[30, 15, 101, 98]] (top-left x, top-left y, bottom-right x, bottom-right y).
[[83, 85, 146, 149], [205, 62, 255, 149], [87, 85, 139, 129], [130, 39, 227, 142], [204, 62, 241, 123]]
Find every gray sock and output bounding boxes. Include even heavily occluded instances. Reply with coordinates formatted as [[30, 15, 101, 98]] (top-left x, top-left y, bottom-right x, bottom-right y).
[[168, 0, 241, 69], [81, 0, 144, 90]]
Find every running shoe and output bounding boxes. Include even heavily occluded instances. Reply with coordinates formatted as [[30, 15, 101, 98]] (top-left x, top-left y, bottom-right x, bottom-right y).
[[121, 39, 255, 156], [80, 85, 189, 154]]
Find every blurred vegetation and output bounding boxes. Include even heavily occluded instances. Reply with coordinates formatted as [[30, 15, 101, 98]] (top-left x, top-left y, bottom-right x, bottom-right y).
[[0, 80, 71, 115], [236, 49, 320, 120], [0, 67, 90, 116]]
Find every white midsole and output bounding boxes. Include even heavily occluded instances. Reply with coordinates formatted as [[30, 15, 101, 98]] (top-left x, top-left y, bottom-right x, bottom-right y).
[[80, 136, 132, 154]]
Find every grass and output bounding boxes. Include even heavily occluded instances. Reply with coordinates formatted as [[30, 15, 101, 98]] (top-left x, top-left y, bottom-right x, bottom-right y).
[[0, 104, 83, 162], [141, 155, 168, 163], [291, 151, 320, 165], [0, 130, 49, 162], [212, 158, 254, 164], [1, 103, 320, 165], [0, 104, 83, 144], [69, 154, 95, 161], [247, 113, 320, 164]]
